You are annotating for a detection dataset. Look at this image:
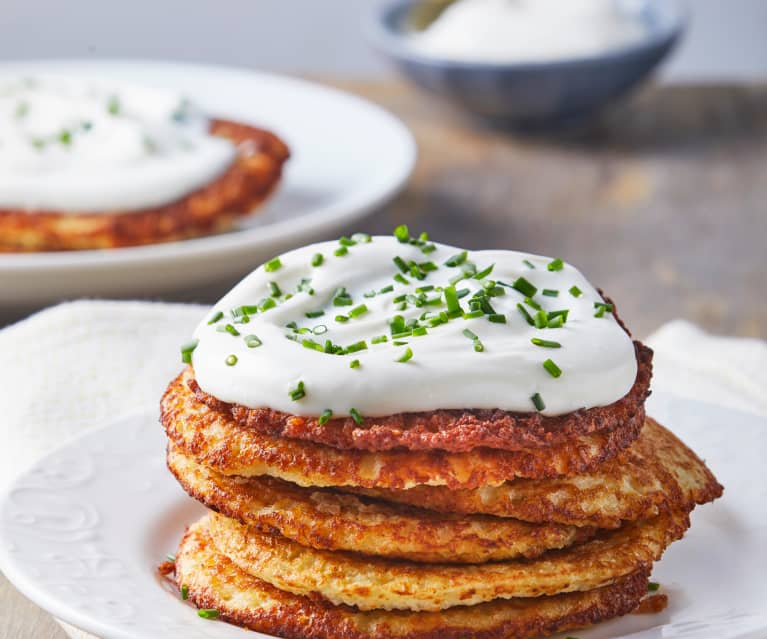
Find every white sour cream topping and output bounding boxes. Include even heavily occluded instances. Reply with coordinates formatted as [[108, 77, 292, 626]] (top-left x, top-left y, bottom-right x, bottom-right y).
[[191, 236, 638, 417], [0, 76, 236, 212], [410, 0, 648, 63]]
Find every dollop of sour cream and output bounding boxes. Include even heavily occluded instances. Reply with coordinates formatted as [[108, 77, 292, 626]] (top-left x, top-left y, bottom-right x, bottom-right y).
[[190, 233, 638, 417], [0, 76, 236, 212], [410, 0, 648, 63]]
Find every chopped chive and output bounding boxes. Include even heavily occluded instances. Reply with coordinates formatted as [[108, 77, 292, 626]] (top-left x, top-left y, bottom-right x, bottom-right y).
[[344, 340, 368, 354], [421, 243, 436, 254], [517, 303, 535, 326], [198, 609, 219, 619], [524, 296, 542, 311], [393, 273, 409, 285], [569, 285, 583, 298], [396, 347, 413, 363], [378, 284, 394, 294], [512, 277, 537, 298], [334, 246, 348, 257], [463, 310, 483, 319], [363, 290, 376, 298], [456, 288, 470, 299], [352, 232, 372, 243], [259, 298, 277, 313], [534, 310, 549, 329], [547, 314, 564, 328], [444, 285, 462, 317], [594, 301, 614, 318], [543, 359, 563, 378], [289, 381, 306, 401], [166, 553, 176, 562], [488, 313, 507, 323], [232, 304, 259, 317], [180, 339, 199, 364], [244, 334, 263, 348], [531, 393, 545, 411], [349, 304, 368, 318], [647, 582, 660, 592], [444, 251, 468, 267], [547, 258, 564, 271], [312, 325, 327, 335], [224, 324, 240, 337], [305, 310, 324, 319], [349, 359, 361, 369], [302, 339, 324, 352], [107, 95, 120, 115], [338, 235, 356, 247], [332, 287, 353, 306], [269, 282, 282, 297], [371, 335, 388, 344], [392, 331, 412, 340], [548, 309, 570, 323], [412, 326, 428, 336], [350, 408, 364, 425], [318, 409, 333, 425], [181, 585, 189, 600], [394, 224, 410, 242], [531, 338, 561, 348], [542, 289, 559, 297], [473, 264, 495, 280], [416, 285, 435, 293], [311, 253, 324, 268], [264, 257, 282, 272], [225, 354, 238, 366], [523, 259, 535, 269], [335, 315, 348, 323], [207, 311, 224, 324], [462, 328, 478, 340], [393, 256, 409, 273], [390, 315, 406, 335]]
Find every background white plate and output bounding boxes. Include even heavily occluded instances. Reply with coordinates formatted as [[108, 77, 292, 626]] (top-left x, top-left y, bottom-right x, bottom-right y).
[[0, 60, 416, 309], [0, 392, 765, 639]]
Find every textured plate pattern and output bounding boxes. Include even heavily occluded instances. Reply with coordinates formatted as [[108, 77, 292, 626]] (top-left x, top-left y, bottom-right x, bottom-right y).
[[0, 393, 766, 639]]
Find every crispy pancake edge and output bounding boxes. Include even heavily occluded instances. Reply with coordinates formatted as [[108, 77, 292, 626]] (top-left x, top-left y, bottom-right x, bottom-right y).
[[161, 367, 644, 488], [167, 443, 595, 563], [206, 509, 689, 611], [0, 119, 289, 251], [175, 518, 651, 639], [357, 417, 724, 528], [189, 341, 651, 453]]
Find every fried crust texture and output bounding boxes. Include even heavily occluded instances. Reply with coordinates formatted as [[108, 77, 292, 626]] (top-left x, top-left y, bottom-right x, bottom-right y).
[[175, 517, 651, 639], [167, 444, 595, 563], [0, 119, 289, 251]]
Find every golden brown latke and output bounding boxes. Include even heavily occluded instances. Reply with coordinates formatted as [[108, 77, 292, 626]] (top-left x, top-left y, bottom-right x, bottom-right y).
[[161, 367, 644, 488], [190, 341, 651, 453], [357, 417, 724, 528], [167, 444, 595, 563], [206, 510, 688, 611], [175, 517, 651, 639], [0, 119, 289, 252]]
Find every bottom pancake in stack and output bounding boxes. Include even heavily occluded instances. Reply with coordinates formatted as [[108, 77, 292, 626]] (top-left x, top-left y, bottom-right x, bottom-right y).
[[161, 366, 722, 639]]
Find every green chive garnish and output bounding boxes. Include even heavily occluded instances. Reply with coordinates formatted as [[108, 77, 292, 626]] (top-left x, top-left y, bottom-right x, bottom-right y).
[[350, 408, 364, 425], [166, 554, 176, 562], [531, 393, 545, 411], [517, 303, 534, 326], [207, 311, 224, 324], [332, 287, 353, 306], [594, 301, 614, 318], [312, 325, 327, 335], [269, 282, 281, 297], [311, 253, 324, 267], [258, 297, 276, 312], [542, 289, 559, 297], [181, 584, 189, 600], [547, 258, 564, 271], [444, 285, 462, 317], [318, 409, 333, 425], [524, 296, 542, 311], [394, 224, 410, 242], [569, 285, 583, 297], [379, 284, 394, 294], [371, 335, 388, 344], [305, 310, 324, 319], [488, 314, 506, 323], [647, 582, 660, 592], [531, 338, 561, 348], [289, 381, 306, 401], [444, 251, 468, 267], [224, 324, 240, 337], [335, 315, 348, 323], [345, 340, 368, 353], [198, 609, 219, 619], [264, 257, 282, 272], [349, 304, 368, 318], [225, 354, 238, 366], [523, 259, 535, 269], [534, 310, 548, 329], [543, 359, 562, 378], [180, 339, 198, 364], [473, 264, 495, 280], [334, 246, 348, 257], [393, 256, 408, 273], [512, 277, 537, 298], [352, 232, 372, 243], [396, 347, 413, 363], [349, 359, 361, 369], [393, 273, 409, 285], [245, 334, 262, 348]]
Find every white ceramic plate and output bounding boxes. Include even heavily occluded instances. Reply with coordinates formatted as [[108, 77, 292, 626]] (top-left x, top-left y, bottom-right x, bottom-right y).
[[0, 392, 765, 639], [0, 60, 416, 309]]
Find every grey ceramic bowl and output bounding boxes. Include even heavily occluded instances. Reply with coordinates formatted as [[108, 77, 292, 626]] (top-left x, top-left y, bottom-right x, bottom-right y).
[[368, 0, 687, 127]]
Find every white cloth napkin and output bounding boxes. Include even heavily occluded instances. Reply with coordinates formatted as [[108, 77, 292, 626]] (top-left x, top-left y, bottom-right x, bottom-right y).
[[0, 301, 764, 639]]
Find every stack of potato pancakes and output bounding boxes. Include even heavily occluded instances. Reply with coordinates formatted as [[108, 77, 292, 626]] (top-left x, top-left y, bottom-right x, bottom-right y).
[[161, 343, 722, 639]]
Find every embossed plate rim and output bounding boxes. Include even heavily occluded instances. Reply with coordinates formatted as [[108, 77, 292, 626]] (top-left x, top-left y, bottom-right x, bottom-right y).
[[0, 394, 766, 639]]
